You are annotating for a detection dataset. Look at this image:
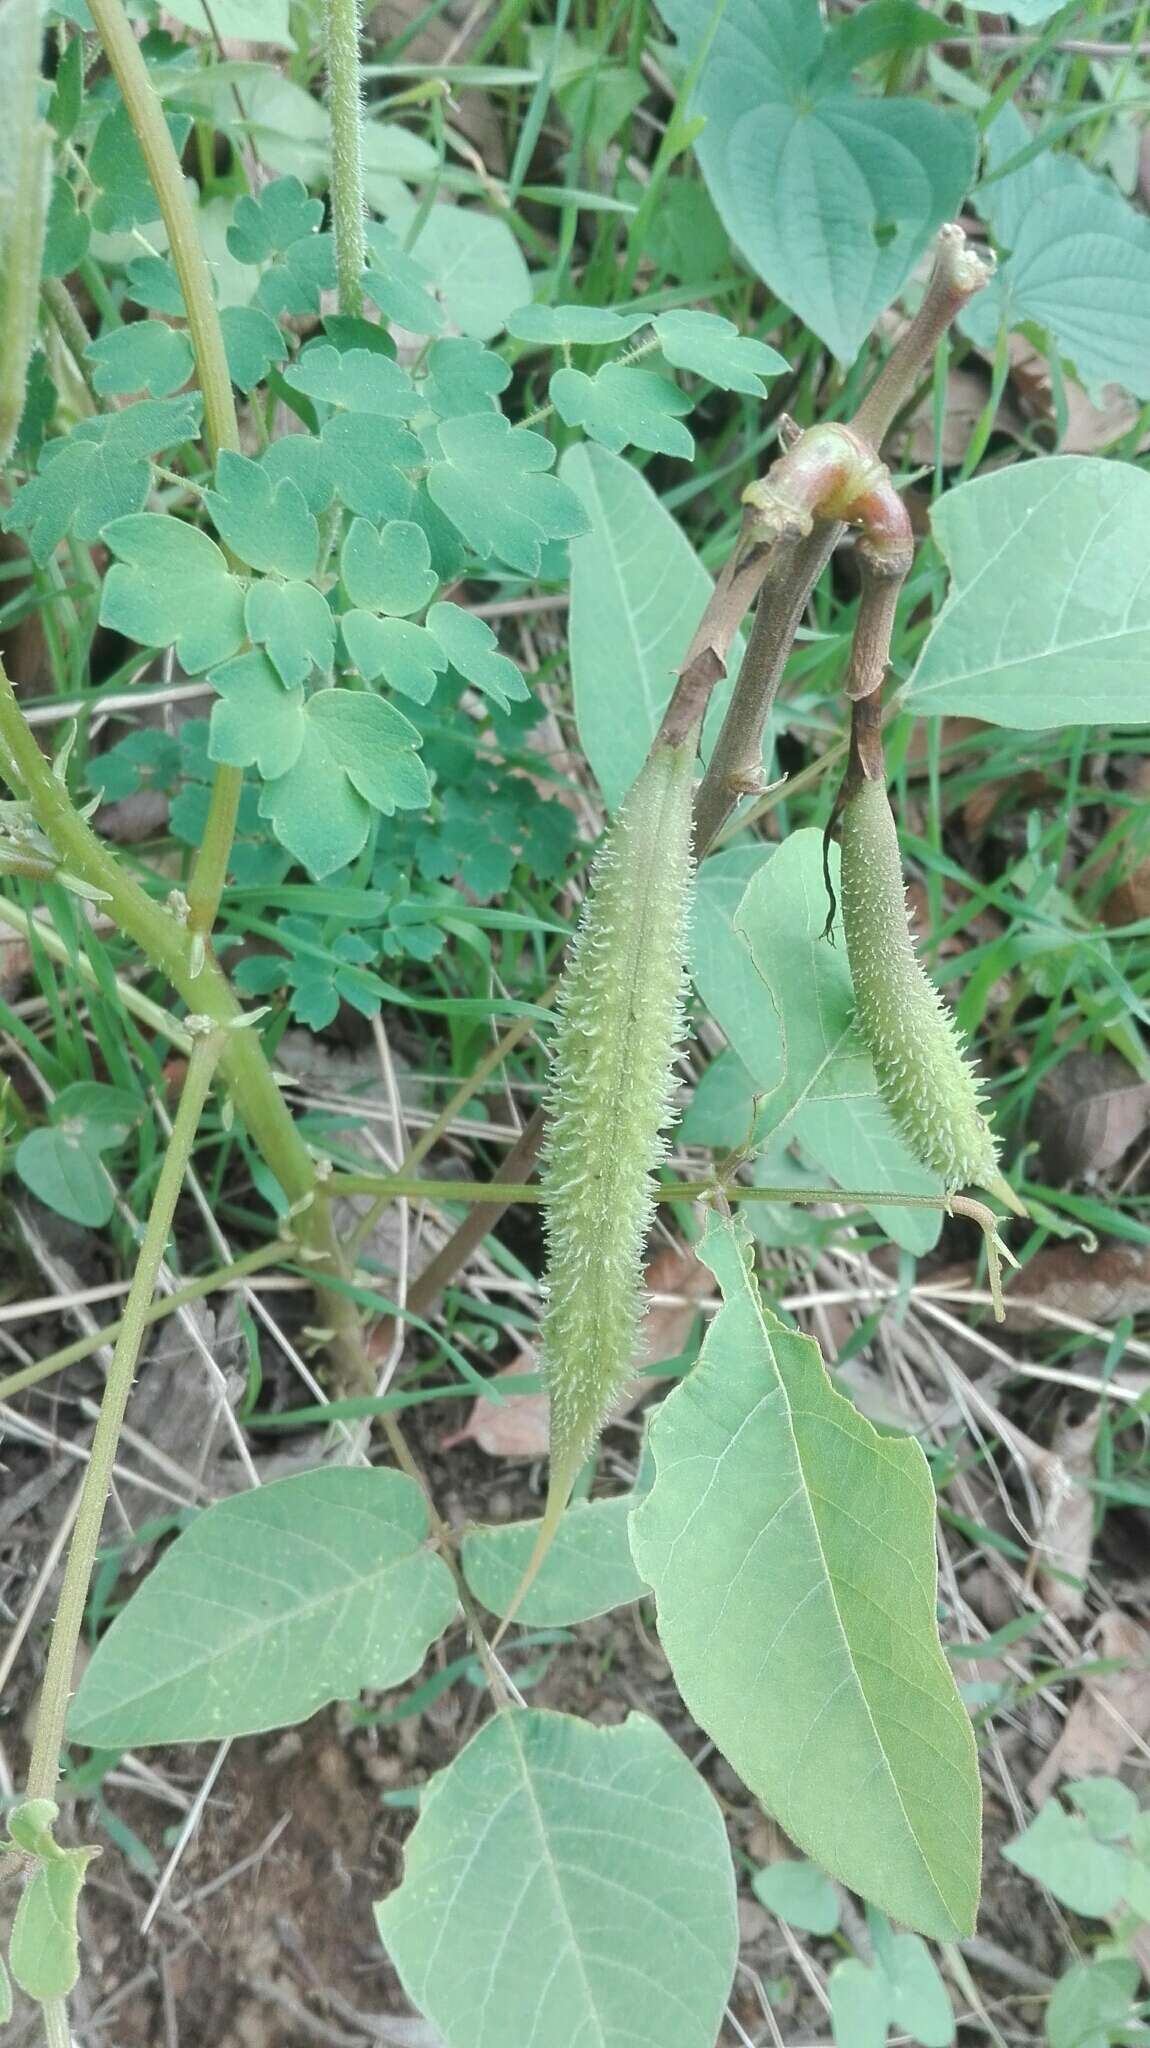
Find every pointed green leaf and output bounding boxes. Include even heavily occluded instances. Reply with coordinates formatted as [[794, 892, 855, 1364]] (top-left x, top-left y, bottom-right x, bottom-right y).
[[42, 176, 90, 276], [906, 458, 1150, 727], [245, 576, 335, 686], [68, 1470, 457, 1746], [376, 1709, 738, 2048], [86, 321, 194, 398], [551, 364, 695, 458], [341, 517, 437, 616], [630, 1214, 981, 1940], [654, 310, 787, 396], [100, 514, 246, 672], [426, 602, 529, 710], [205, 451, 318, 578], [341, 612, 446, 701], [125, 255, 185, 313], [1066, 1777, 1140, 1842], [284, 342, 417, 417], [259, 690, 430, 877], [10, 1848, 97, 2001], [208, 650, 305, 778], [15, 1125, 115, 1226], [426, 413, 587, 574]]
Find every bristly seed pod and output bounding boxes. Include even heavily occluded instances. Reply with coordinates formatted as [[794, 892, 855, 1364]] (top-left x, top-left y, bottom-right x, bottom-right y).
[[540, 736, 696, 1515], [841, 771, 1020, 1210]]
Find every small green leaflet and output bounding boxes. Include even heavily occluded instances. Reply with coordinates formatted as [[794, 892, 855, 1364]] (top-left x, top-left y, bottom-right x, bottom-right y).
[[320, 413, 424, 521], [9, 1848, 99, 2000], [245, 577, 335, 687], [508, 303, 649, 345], [630, 1213, 981, 1941], [376, 1710, 738, 2048], [42, 176, 90, 276], [906, 458, 1150, 727], [1001, 1797, 1132, 1915], [283, 342, 418, 418], [383, 204, 530, 340], [261, 433, 334, 515], [340, 517, 437, 616], [426, 602, 529, 710], [657, 0, 974, 361], [226, 174, 322, 260], [68, 1470, 457, 1745], [90, 101, 193, 232], [85, 322, 194, 399], [1045, 1959, 1140, 2048], [362, 219, 444, 334], [341, 614, 446, 702], [219, 305, 287, 391], [654, 309, 788, 395], [421, 337, 511, 417], [16, 1126, 116, 1226], [258, 690, 431, 878], [425, 413, 588, 574], [208, 650, 305, 779], [125, 254, 185, 312], [205, 451, 318, 578], [100, 514, 246, 673], [3, 393, 202, 562], [551, 363, 695, 458], [752, 1859, 840, 1935]]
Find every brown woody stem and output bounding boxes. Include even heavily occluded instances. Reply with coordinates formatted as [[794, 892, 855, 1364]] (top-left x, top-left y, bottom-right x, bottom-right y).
[[851, 223, 996, 449]]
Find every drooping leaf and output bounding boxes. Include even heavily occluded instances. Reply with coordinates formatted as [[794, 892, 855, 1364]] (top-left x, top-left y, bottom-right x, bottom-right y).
[[245, 576, 335, 686], [208, 650, 306, 779], [630, 1213, 981, 1941], [906, 458, 1150, 727], [68, 1470, 457, 1745], [654, 309, 788, 395], [426, 412, 587, 575], [86, 321, 194, 398], [341, 613, 447, 702], [550, 363, 695, 458], [426, 602, 529, 710], [205, 450, 318, 578], [100, 514, 246, 673], [258, 690, 430, 877], [376, 1709, 738, 2048], [3, 394, 203, 562], [340, 517, 437, 617]]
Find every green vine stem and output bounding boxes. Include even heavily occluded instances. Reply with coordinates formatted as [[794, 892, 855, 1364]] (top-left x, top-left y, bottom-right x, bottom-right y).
[[325, 0, 366, 316]]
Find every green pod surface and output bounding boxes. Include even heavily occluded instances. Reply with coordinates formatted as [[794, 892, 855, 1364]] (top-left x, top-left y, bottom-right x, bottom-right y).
[[540, 736, 695, 1512], [841, 772, 1005, 1198]]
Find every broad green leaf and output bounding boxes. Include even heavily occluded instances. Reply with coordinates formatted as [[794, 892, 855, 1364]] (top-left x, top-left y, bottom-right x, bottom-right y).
[[509, 302, 649, 345], [560, 442, 746, 808], [15, 1126, 114, 1225], [208, 650, 305, 778], [654, 310, 787, 395], [426, 413, 587, 575], [1066, 1777, 1140, 1842], [421, 337, 511, 417], [342, 613, 446, 702], [551, 363, 695, 458], [906, 459, 1150, 727], [830, 1959, 891, 2048], [86, 321, 193, 398], [219, 304, 288, 391], [1046, 1958, 1140, 2048], [320, 412, 424, 521], [341, 517, 437, 617], [205, 451, 318, 578], [68, 1470, 456, 1745], [259, 690, 430, 877], [630, 1214, 981, 1941], [362, 220, 444, 334], [3, 394, 203, 562], [1002, 1799, 1131, 1915], [101, 514, 246, 673], [376, 1708, 738, 2048], [793, 1094, 942, 1255], [752, 1859, 840, 1935], [245, 576, 335, 687], [9, 1847, 98, 2001], [284, 343, 418, 418], [657, 0, 974, 360], [426, 602, 529, 710], [680, 1046, 762, 1148], [389, 203, 531, 340], [692, 845, 782, 1085], [462, 1464, 651, 1625]]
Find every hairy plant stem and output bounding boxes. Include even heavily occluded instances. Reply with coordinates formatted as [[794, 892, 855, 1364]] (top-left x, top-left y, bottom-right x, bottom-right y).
[[325, 0, 366, 316]]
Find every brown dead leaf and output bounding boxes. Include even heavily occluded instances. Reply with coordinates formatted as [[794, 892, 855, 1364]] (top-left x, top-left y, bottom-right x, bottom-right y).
[[1008, 337, 1146, 455], [987, 1242, 1150, 1334], [442, 1242, 713, 1461], [1033, 1050, 1150, 1184], [1035, 1404, 1098, 1621], [904, 365, 1024, 467], [1031, 1612, 1150, 1802]]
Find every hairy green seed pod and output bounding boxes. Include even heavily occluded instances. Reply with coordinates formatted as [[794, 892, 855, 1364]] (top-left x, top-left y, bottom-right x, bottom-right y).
[[540, 736, 695, 1512], [841, 772, 1016, 1206]]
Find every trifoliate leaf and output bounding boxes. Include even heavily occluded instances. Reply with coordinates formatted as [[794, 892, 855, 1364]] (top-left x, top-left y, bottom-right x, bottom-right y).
[[362, 220, 443, 334], [283, 342, 418, 418], [205, 450, 318, 577], [41, 175, 90, 276], [208, 649, 306, 778], [341, 613, 446, 702], [340, 516, 436, 616], [259, 689, 431, 877], [426, 412, 587, 574], [550, 362, 695, 457], [421, 336, 511, 417], [86, 320, 194, 398], [100, 513, 246, 672], [245, 576, 335, 686], [219, 304, 287, 391], [387, 204, 530, 340], [508, 302, 649, 344], [426, 602, 528, 709], [226, 176, 323, 262], [89, 101, 192, 232], [654, 309, 788, 395], [319, 412, 423, 521], [125, 254, 185, 313], [260, 432, 334, 515], [3, 393, 203, 562]]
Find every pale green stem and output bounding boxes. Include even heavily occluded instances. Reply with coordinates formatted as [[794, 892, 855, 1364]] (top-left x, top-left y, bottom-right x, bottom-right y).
[[0, 0, 50, 468], [325, 0, 366, 317]]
